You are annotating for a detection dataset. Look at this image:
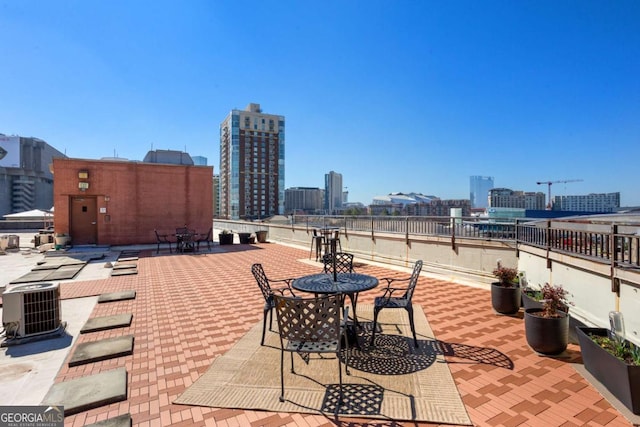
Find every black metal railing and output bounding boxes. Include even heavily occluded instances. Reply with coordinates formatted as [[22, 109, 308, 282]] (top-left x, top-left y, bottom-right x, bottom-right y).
[[292, 214, 640, 269]]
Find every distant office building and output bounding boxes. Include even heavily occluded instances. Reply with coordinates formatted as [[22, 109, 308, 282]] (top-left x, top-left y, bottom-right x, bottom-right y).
[[219, 103, 285, 219], [469, 176, 494, 208], [489, 188, 546, 210], [143, 149, 194, 165], [285, 187, 324, 214], [324, 171, 343, 214], [192, 156, 208, 166], [553, 192, 620, 213], [0, 134, 66, 217], [407, 199, 472, 217]]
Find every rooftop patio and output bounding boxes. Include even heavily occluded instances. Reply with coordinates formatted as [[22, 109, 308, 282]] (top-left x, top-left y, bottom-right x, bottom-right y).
[[41, 240, 635, 426]]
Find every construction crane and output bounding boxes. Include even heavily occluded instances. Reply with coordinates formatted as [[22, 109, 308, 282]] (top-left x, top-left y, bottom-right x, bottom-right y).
[[536, 179, 584, 209]]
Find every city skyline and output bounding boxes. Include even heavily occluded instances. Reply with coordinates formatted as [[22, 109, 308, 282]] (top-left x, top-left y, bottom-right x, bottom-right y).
[[1, 1, 638, 206]]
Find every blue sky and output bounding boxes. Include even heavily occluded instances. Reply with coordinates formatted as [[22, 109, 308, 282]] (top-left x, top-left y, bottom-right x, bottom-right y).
[[1, 1, 639, 206]]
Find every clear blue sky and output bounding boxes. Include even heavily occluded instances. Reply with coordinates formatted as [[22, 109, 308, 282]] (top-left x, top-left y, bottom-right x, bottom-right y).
[[2, 1, 639, 206]]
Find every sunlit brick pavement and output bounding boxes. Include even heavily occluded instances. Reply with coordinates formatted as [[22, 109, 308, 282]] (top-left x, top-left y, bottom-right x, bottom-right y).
[[54, 243, 632, 426]]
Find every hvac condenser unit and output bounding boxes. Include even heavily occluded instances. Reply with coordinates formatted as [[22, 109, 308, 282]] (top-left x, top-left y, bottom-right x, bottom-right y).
[[2, 282, 62, 339]]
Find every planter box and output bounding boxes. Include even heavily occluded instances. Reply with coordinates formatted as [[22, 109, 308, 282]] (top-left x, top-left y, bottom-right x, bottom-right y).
[[576, 327, 640, 414], [522, 290, 543, 311], [219, 233, 234, 245]]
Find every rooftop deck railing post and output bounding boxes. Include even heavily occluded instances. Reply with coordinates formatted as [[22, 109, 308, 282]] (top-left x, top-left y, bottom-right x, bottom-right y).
[[546, 220, 552, 269], [369, 216, 373, 241], [611, 223, 620, 295], [451, 216, 456, 250], [406, 216, 410, 246]]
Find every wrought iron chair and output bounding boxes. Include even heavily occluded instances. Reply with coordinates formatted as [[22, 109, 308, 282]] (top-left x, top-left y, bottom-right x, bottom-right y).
[[175, 226, 189, 252], [251, 263, 296, 346], [322, 229, 342, 255], [273, 294, 350, 403], [154, 229, 172, 254], [309, 229, 324, 261], [370, 260, 423, 347], [322, 252, 354, 274], [196, 227, 213, 251], [322, 251, 363, 331]]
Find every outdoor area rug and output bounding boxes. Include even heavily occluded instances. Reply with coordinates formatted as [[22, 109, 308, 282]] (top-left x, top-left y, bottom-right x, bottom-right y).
[[175, 304, 472, 424]]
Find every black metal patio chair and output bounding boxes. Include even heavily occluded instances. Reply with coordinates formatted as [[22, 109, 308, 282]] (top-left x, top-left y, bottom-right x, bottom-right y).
[[370, 260, 423, 348], [154, 229, 172, 254], [251, 263, 296, 346], [322, 252, 354, 274], [273, 293, 350, 403], [196, 227, 212, 251]]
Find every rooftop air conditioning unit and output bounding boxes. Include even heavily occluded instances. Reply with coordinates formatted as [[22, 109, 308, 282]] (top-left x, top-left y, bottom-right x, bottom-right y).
[[2, 282, 62, 339]]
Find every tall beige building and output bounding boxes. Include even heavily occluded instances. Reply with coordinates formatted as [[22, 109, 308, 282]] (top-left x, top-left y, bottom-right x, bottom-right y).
[[219, 103, 285, 219]]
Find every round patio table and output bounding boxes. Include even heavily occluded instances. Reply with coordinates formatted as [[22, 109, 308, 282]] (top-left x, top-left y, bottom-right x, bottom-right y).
[[292, 273, 378, 339]]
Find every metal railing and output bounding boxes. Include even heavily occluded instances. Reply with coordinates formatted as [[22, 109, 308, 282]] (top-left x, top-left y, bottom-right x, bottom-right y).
[[292, 214, 640, 269]]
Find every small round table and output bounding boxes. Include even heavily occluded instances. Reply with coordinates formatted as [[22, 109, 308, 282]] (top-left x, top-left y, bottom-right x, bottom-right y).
[[292, 273, 379, 337]]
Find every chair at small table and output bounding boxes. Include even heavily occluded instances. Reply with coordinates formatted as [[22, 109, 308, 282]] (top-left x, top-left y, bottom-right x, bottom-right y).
[[175, 226, 189, 252], [322, 251, 362, 330], [273, 293, 350, 403], [322, 229, 342, 255], [322, 252, 354, 274], [196, 227, 212, 251], [251, 263, 296, 346], [309, 229, 324, 261], [154, 229, 172, 254], [370, 259, 423, 348]]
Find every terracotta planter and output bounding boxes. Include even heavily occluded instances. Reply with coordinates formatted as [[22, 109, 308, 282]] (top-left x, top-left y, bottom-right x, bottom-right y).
[[576, 327, 640, 414], [524, 308, 569, 355], [491, 282, 521, 315], [219, 233, 234, 245]]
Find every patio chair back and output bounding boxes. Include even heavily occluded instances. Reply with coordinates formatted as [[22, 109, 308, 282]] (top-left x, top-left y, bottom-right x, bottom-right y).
[[154, 229, 172, 254], [196, 227, 212, 251], [404, 259, 424, 302], [370, 259, 423, 347], [251, 263, 273, 302], [251, 263, 295, 346], [273, 293, 349, 403], [322, 252, 354, 274]]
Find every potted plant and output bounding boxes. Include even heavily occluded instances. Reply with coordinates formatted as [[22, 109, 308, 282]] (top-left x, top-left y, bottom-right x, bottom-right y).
[[522, 284, 570, 313], [238, 232, 252, 244], [218, 230, 234, 245], [491, 264, 521, 315], [576, 316, 640, 414], [255, 229, 268, 243], [524, 283, 571, 355]]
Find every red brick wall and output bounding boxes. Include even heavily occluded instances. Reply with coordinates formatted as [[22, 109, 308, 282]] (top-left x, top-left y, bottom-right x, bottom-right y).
[[53, 158, 213, 245]]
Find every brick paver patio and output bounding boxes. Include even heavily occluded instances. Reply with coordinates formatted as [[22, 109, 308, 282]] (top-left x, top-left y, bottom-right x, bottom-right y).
[[53, 242, 632, 426]]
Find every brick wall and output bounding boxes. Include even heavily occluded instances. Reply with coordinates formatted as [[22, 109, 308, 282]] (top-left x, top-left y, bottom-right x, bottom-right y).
[[53, 158, 213, 245]]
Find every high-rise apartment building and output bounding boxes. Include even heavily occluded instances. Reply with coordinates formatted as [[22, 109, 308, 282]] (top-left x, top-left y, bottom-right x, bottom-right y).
[[489, 188, 546, 210], [553, 192, 620, 213], [219, 103, 285, 219], [324, 171, 343, 214], [285, 187, 324, 214], [469, 176, 494, 208]]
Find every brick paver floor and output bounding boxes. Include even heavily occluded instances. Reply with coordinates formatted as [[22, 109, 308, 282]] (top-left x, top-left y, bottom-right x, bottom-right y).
[[53, 243, 632, 426]]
